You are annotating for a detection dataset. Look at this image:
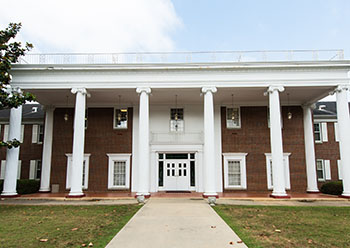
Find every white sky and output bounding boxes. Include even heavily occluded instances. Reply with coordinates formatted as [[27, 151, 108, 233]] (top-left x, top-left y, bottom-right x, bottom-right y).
[[0, 0, 182, 53]]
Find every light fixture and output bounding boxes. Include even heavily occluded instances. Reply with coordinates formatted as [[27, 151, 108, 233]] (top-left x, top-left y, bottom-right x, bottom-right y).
[[174, 95, 178, 121], [231, 94, 235, 120], [64, 95, 69, 122], [287, 93, 292, 120], [117, 95, 122, 122]]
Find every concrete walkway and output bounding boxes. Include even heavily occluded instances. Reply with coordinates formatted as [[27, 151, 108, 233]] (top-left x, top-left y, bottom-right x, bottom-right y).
[[106, 198, 247, 248]]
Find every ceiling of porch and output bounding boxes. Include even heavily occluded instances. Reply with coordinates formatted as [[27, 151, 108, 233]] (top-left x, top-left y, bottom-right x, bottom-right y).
[[28, 85, 336, 107]]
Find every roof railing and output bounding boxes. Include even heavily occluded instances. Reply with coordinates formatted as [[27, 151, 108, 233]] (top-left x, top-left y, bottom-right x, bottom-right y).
[[18, 49, 344, 65]]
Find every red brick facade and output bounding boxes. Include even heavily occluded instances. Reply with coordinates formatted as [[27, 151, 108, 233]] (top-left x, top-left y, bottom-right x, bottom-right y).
[[0, 124, 43, 179], [221, 106, 308, 192], [50, 107, 133, 192]]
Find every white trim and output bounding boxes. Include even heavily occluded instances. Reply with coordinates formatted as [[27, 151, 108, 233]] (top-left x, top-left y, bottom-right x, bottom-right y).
[[3, 124, 9, 141], [337, 160, 342, 180], [107, 153, 131, 189], [321, 122, 328, 142], [223, 153, 247, 189], [32, 125, 38, 143], [17, 160, 21, 180], [20, 125, 24, 143], [0, 160, 6, 180], [265, 153, 291, 190], [29, 160, 36, 179], [324, 159, 331, 180], [65, 153, 90, 189]]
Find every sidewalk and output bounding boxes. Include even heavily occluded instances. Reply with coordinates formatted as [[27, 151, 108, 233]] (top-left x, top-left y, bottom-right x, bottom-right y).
[[106, 198, 247, 248]]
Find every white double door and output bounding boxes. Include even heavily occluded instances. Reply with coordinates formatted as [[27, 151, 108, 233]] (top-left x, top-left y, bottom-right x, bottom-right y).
[[164, 160, 190, 191]]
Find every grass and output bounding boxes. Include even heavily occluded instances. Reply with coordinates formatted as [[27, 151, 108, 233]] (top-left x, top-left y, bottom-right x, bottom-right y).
[[214, 205, 350, 248], [0, 204, 141, 248]]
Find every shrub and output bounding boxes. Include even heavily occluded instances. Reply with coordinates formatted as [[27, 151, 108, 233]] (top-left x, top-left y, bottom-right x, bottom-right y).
[[0, 179, 40, 195], [320, 181, 343, 195]]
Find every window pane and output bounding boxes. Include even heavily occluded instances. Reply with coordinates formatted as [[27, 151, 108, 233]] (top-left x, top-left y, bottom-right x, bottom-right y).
[[113, 161, 126, 186], [158, 161, 164, 187], [165, 153, 188, 159], [190, 161, 195, 186], [159, 153, 164, 159], [115, 109, 128, 128], [190, 153, 195, 159], [35, 160, 42, 180], [228, 160, 241, 186], [38, 125, 44, 142]]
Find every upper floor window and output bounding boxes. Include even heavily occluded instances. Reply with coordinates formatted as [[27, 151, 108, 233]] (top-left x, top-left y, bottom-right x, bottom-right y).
[[314, 122, 328, 143], [314, 123, 321, 142], [226, 107, 241, 128], [114, 108, 128, 129], [32, 124, 44, 143], [170, 108, 184, 132]]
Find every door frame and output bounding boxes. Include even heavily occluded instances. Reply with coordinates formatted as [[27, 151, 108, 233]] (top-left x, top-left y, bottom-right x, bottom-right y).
[[150, 144, 203, 192]]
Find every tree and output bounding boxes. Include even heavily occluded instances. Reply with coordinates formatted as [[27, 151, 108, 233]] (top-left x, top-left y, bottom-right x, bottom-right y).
[[0, 23, 35, 148]]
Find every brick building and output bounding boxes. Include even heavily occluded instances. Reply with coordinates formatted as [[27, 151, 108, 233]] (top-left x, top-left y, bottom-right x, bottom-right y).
[[1, 51, 350, 201]]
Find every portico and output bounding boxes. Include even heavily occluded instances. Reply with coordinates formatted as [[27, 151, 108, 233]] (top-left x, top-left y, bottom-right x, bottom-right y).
[[3, 56, 350, 199]]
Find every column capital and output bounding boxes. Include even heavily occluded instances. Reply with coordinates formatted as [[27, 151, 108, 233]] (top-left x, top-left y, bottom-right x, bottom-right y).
[[136, 87, 151, 94], [43, 105, 55, 112], [201, 86, 217, 94], [71, 87, 90, 96], [302, 103, 316, 110], [264, 85, 285, 96], [334, 84, 350, 93]]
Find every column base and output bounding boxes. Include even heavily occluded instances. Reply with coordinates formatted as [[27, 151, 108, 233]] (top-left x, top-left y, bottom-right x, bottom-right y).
[[202, 193, 219, 198], [339, 194, 350, 199], [135, 193, 151, 199], [1, 193, 20, 198], [270, 194, 291, 199], [66, 193, 85, 198], [39, 189, 51, 193]]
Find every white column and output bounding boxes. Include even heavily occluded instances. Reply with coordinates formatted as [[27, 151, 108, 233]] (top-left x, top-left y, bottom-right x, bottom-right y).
[[136, 87, 151, 198], [302, 105, 319, 192], [1, 106, 22, 197], [39, 106, 55, 192], [202, 86, 218, 197], [68, 88, 88, 197], [266, 85, 288, 197], [335, 85, 350, 198]]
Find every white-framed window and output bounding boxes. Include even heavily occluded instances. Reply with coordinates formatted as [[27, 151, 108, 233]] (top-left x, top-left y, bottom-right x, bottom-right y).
[[226, 107, 241, 129], [337, 160, 342, 180], [29, 160, 42, 180], [223, 153, 247, 189], [66, 154, 90, 190], [334, 122, 339, 142], [267, 107, 283, 128], [3, 124, 24, 142], [170, 108, 184, 132], [265, 153, 291, 190], [113, 108, 128, 129], [0, 160, 21, 180], [32, 124, 44, 144], [316, 159, 331, 181], [314, 122, 328, 143], [107, 154, 131, 189]]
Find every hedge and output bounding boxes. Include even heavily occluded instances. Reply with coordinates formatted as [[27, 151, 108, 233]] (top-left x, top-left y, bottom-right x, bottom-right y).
[[320, 181, 343, 195], [0, 179, 40, 195]]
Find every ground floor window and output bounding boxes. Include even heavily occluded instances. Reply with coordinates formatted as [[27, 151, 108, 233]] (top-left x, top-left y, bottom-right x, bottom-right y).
[[29, 160, 41, 180], [66, 154, 90, 189], [316, 159, 331, 181], [107, 154, 131, 189], [265, 153, 291, 190], [223, 153, 247, 189]]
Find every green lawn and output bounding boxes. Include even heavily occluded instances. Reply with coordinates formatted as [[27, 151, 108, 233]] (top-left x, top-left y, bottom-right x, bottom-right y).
[[0, 204, 141, 248], [214, 205, 350, 248]]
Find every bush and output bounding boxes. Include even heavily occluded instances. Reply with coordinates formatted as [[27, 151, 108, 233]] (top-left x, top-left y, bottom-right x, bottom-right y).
[[320, 181, 343, 195], [0, 179, 40, 195]]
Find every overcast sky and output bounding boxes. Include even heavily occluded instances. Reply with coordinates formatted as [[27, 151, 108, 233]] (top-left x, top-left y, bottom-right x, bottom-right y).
[[1, 0, 349, 100]]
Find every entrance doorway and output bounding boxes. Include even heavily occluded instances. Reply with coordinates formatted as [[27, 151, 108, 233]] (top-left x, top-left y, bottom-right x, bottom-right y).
[[158, 153, 196, 191]]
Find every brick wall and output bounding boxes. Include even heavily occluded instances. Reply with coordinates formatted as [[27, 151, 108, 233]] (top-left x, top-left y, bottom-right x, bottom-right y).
[[50, 107, 133, 192], [221, 106, 307, 192], [314, 122, 341, 188], [0, 124, 43, 179]]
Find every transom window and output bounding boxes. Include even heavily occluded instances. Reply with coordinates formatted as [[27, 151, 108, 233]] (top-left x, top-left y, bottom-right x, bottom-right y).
[[226, 107, 241, 128], [114, 108, 128, 129], [223, 153, 247, 189], [170, 108, 184, 132], [107, 154, 131, 189]]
